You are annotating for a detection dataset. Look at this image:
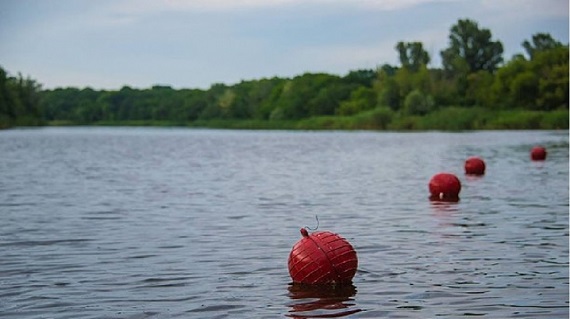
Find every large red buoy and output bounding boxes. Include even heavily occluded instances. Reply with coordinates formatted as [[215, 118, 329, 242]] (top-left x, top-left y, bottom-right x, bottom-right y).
[[288, 228, 358, 285], [429, 173, 461, 201], [531, 146, 547, 161], [465, 157, 486, 175]]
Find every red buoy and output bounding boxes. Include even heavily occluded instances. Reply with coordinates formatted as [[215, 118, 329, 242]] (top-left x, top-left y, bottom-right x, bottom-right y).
[[288, 228, 358, 285], [531, 146, 547, 161], [429, 173, 461, 201], [465, 157, 486, 175]]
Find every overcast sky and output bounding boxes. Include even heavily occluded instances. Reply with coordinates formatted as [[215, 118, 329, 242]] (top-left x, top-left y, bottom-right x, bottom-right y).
[[0, 0, 568, 90]]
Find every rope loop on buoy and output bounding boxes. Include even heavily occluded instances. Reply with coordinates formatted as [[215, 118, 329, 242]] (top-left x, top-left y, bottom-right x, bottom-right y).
[[304, 215, 319, 231]]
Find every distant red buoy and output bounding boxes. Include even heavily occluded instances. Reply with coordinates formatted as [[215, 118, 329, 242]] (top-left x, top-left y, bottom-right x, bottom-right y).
[[465, 157, 486, 175], [429, 173, 461, 201], [531, 146, 547, 161], [288, 228, 358, 285]]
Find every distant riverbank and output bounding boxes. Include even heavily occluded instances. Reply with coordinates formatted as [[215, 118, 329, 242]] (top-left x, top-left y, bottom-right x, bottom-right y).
[[44, 107, 569, 131]]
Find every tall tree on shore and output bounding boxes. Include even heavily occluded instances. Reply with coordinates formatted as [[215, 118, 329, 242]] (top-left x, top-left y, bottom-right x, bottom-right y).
[[441, 19, 504, 74], [0, 66, 43, 128], [522, 32, 564, 60], [396, 41, 430, 72]]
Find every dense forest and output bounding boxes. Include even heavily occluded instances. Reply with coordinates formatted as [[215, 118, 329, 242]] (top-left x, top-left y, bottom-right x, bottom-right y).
[[1, 19, 568, 130]]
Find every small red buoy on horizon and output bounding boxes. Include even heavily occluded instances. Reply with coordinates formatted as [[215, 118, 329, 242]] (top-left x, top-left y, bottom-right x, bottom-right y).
[[531, 146, 547, 161], [429, 173, 461, 201], [288, 228, 358, 285], [465, 157, 486, 175]]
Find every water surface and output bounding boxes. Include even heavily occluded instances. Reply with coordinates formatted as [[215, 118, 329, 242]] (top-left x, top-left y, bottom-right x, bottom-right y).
[[0, 128, 568, 318]]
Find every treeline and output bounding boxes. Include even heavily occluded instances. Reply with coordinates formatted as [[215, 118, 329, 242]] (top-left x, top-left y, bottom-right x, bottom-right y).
[[0, 68, 43, 128], [1, 19, 568, 130]]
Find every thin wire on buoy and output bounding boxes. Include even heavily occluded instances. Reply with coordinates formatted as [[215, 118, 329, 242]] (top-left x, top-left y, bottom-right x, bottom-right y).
[[304, 215, 319, 231]]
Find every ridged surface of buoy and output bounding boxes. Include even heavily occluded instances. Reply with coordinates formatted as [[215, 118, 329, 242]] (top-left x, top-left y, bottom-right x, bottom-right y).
[[429, 173, 461, 201], [288, 229, 357, 285]]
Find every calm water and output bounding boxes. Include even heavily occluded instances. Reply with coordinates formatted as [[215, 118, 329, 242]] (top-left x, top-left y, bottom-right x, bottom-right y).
[[0, 127, 568, 318]]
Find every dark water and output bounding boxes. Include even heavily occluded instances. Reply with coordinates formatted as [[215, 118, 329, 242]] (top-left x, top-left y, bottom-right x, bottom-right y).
[[0, 127, 568, 318]]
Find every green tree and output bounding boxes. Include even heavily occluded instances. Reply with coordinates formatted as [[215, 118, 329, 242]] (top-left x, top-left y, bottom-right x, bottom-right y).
[[532, 46, 569, 110], [0, 67, 16, 127], [181, 89, 208, 121], [271, 73, 341, 119], [490, 55, 528, 108], [510, 71, 539, 109], [396, 42, 430, 72], [490, 44, 568, 110], [254, 79, 287, 120], [394, 67, 414, 105], [378, 64, 397, 76], [70, 88, 103, 123], [429, 69, 458, 106], [336, 86, 376, 115], [441, 19, 504, 74], [465, 70, 495, 107], [308, 82, 354, 116], [375, 68, 400, 111], [0, 67, 43, 127], [403, 89, 434, 115], [523, 33, 564, 60], [342, 69, 376, 87], [376, 63, 433, 111], [14, 74, 42, 123], [199, 83, 228, 120]]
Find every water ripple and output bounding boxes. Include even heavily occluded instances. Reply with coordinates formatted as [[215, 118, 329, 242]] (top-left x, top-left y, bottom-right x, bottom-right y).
[[0, 128, 567, 318]]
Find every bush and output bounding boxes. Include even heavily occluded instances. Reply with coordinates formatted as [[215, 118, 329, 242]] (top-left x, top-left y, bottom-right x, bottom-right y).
[[388, 115, 420, 130], [488, 111, 543, 129], [540, 109, 569, 129], [352, 107, 394, 129], [368, 107, 394, 129], [418, 107, 489, 130], [403, 90, 434, 115]]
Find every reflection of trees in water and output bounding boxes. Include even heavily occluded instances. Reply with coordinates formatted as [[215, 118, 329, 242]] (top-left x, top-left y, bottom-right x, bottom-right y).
[[285, 283, 361, 318]]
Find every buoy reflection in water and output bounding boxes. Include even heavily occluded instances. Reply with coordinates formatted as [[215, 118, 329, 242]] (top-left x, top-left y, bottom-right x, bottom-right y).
[[286, 283, 361, 318]]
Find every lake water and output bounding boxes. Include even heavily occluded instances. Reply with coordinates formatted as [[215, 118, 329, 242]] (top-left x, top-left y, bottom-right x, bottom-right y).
[[0, 127, 568, 318]]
